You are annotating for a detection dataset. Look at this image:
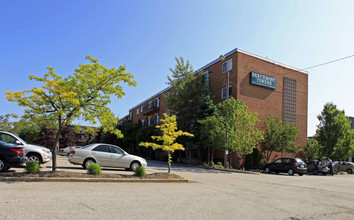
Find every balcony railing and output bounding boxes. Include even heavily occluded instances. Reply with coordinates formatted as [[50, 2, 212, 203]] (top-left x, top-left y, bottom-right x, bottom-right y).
[[142, 103, 159, 115]]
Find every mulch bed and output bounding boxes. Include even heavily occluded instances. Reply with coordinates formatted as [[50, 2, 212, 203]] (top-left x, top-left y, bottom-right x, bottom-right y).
[[0, 171, 185, 180]]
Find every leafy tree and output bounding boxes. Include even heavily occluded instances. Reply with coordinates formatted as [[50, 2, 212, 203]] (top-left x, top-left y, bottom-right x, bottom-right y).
[[198, 115, 225, 165], [313, 103, 354, 160], [5, 56, 137, 170], [0, 114, 19, 134], [217, 98, 263, 169], [139, 114, 193, 173], [166, 56, 215, 163], [18, 123, 41, 144], [261, 115, 300, 162], [304, 139, 321, 160]]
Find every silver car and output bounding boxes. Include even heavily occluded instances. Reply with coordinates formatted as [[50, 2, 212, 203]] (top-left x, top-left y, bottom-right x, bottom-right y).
[[68, 143, 147, 171], [0, 131, 52, 164]]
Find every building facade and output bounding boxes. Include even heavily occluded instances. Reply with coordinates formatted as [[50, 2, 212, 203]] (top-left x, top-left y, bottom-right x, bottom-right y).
[[120, 48, 308, 167]]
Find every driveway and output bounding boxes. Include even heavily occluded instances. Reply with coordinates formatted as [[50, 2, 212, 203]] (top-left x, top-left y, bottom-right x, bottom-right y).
[[1, 158, 354, 220]]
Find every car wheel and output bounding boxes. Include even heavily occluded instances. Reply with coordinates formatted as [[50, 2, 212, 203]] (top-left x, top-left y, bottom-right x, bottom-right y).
[[288, 169, 295, 176], [313, 169, 318, 175], [347, 169, 353, 174], [83, 158, 95, 169], [299, 173, 304, 176], [130, 161, 141, 171], [0, 158, 8, 172], [27, 153, 42, 164], [275, 171, 279, 174], [264, 167, 270, 173]]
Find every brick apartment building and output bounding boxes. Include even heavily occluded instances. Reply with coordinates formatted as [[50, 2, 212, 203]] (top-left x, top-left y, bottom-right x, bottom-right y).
[[119, 48, 308, 167]]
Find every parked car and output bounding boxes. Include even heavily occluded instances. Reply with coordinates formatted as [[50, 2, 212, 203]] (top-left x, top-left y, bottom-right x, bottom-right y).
[[0, 131, 52, 164], [333, 161, 354, 174], [264, 158, 307, 176], [68, 143, 147, 171], [0, 140, 27, 172], [306, 160, 320, 174], [58, 146, 80, 156]]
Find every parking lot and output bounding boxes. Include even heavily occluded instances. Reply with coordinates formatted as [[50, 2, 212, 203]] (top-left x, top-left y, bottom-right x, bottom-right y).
[[1, 157, 354, 220]]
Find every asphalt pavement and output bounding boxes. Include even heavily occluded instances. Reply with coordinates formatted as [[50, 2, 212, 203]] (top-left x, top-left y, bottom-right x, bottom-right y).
[[1, 157, 354, 219]]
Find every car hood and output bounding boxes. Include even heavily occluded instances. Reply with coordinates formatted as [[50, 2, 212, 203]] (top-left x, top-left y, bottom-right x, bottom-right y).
[[25, 144, 52, 153], [128, 154, 146, 162]]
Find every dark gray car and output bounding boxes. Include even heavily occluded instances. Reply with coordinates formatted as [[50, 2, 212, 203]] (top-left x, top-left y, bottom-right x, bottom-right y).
[[264, 158, 307, 176]]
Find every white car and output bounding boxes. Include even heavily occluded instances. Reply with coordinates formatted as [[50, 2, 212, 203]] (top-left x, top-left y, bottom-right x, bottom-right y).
[[68, 143, 147, 171], [0, 131, 52, 164]]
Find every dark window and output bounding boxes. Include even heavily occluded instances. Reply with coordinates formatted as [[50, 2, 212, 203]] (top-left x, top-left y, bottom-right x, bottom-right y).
[[0, 133, 17, 144], [283, 158, 292, 164], [111, 146, 124, 154], [273, 159, 282, 164], [92, 145, 111, 153], [283, 77, 297, 123]]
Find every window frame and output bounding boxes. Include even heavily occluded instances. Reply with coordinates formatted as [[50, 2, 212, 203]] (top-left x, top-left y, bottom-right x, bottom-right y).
[[222, 59, 232, 74]]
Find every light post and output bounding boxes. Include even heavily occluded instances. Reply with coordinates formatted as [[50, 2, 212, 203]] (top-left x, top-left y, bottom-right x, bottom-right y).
[[220, 55, 229, 169]]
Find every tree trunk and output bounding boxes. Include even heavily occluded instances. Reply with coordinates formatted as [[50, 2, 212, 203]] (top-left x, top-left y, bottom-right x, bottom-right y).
[[211, 148, 214, 164], [229, 153, 232, 169], [208, 146, 211, 166], [52, 119, 63, 171], [167, 151, 171, 173]]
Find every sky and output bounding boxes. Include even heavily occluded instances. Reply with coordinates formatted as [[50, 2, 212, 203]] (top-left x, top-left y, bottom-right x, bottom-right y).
[[1, 0, 354, 136]]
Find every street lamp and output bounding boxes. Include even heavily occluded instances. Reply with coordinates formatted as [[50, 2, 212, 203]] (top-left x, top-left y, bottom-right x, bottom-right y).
[[220, 55, 229, 169]]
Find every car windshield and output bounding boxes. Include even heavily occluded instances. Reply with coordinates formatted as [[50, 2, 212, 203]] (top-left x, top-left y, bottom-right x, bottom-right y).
[[295, 158, 305, 163], [80, 144, 96, 149], [5, 132, 27, 144]]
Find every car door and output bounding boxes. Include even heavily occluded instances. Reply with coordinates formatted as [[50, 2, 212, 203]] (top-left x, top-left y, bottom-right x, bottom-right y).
[[110, 146, 131, 168], [270, 159, 283, 172], [282, 158, 293, 172], [91, 145, 112, 167]]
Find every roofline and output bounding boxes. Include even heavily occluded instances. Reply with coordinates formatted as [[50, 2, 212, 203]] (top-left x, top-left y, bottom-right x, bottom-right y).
[[129, 47, 307, 111]]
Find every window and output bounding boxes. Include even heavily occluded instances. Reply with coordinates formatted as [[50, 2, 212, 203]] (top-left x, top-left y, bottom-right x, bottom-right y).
[[155, 98, 160, 108], [148, 101, 153, 110], [92, 145, 111, 153], [136, 108, 139, 115], [141, 119, 144, 126], [154, 114, 159, 125], [147, 116, 152, 126], [283, 77, 297, 124], [273, 159, 282, 164], [221, 86, 232, 99], [201, 72, 209, 85], [141, 106, 144, 113], [111, 146, 124, 154], [222, 59, 232, 73], [129, 111, 133, 120], [283, 159, 292, 164], [174, 88, 179, 95], [0, 133, 17, 144]]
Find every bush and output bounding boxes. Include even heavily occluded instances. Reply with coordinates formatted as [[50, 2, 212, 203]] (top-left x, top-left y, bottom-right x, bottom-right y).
[[87, 163, 102, 175], [25, 161, 40, 174], [134, 166, 146, 177]]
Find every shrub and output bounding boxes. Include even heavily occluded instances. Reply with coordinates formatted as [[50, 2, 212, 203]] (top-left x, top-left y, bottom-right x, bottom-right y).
[[25, 161, 40, 174], [87, 163, 102, 175], [134, 166, 146, 177]]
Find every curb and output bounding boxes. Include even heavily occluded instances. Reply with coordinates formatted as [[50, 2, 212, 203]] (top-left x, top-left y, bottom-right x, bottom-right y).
[[0, 177, 193, 183], [201, 167, 260, 175]]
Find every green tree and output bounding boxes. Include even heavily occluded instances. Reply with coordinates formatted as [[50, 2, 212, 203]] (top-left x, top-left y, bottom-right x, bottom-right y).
[[198, 115, 225, 165], [217, 98, 263, 169], [5, 56, 137, 170], [304, 139, 321, 160], [139, 114, 193, 173], [313, 103, 354, 160], [261, 115, 300, 162], [0, 114, 19, 134], [166, 56, 215, 163]]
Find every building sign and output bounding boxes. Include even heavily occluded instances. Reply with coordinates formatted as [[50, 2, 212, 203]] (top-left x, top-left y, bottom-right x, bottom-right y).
[[250, 71, 276, 90]]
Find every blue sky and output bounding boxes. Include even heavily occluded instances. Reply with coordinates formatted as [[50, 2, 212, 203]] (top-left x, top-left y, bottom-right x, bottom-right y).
[[1, 0, 354, 136]]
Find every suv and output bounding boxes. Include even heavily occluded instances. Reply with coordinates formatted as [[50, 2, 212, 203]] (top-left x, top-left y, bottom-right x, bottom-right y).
[[0, 131, 52, 164], [264, 158, 307, 176]]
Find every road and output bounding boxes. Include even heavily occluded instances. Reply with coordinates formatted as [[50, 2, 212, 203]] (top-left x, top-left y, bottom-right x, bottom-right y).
[[0, 157, 354, 219]]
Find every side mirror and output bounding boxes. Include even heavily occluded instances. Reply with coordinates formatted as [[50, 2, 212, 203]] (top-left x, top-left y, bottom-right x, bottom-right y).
[[15, 140, 23, 145]]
